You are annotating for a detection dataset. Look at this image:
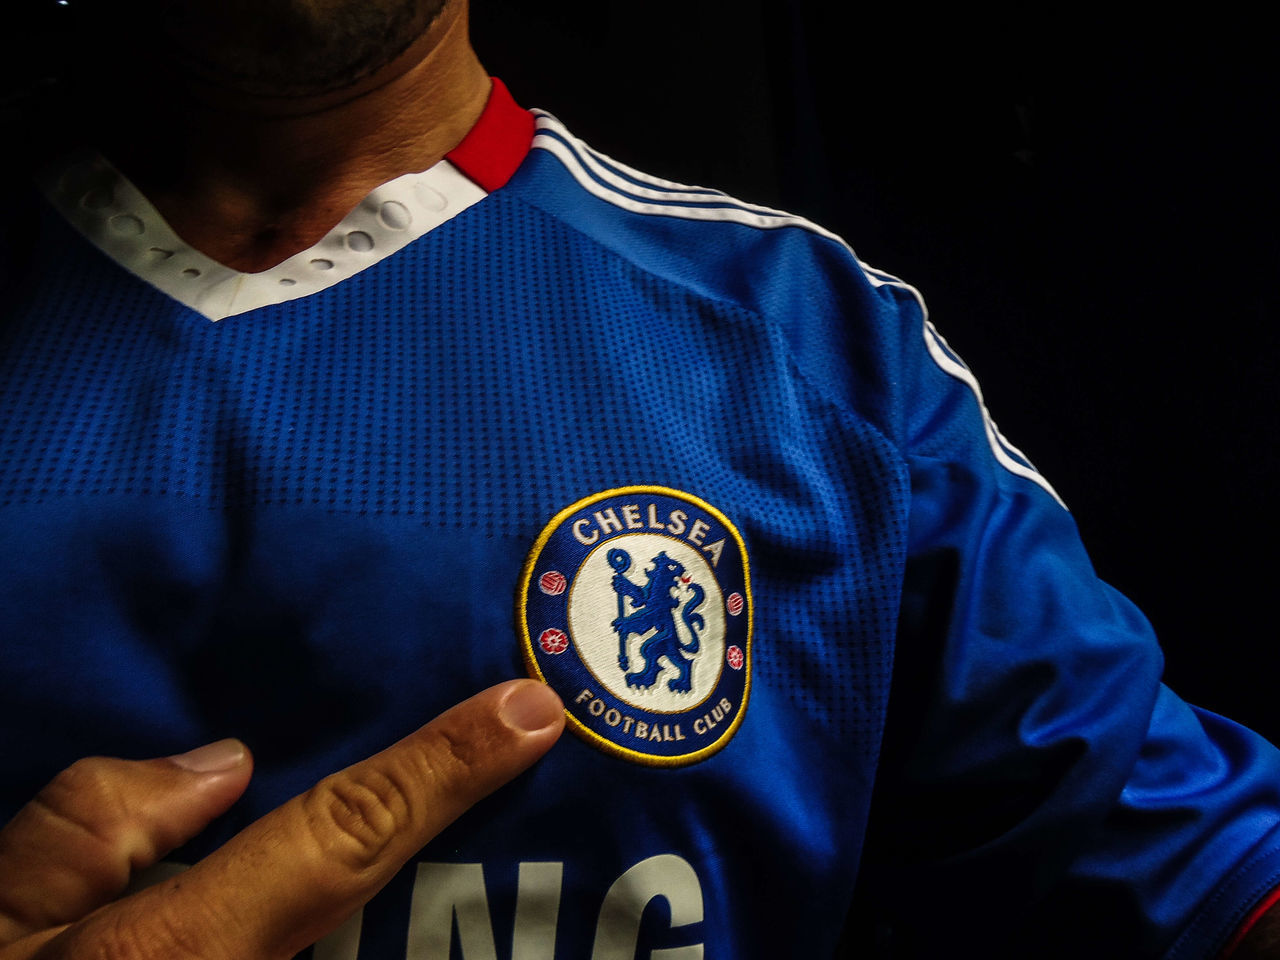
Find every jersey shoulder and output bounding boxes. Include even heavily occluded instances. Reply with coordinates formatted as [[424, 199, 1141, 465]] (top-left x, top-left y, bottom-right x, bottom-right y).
[[502, 110, 929, 438], [501, 110, 1071, 510], [516, 110, 922, 312]]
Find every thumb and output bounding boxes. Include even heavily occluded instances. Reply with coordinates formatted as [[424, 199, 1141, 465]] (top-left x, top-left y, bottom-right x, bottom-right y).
[[0, 740, 253, 944]]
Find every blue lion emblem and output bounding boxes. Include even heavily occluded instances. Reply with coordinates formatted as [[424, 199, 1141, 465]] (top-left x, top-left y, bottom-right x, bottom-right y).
[[609, 548, 706, 693]]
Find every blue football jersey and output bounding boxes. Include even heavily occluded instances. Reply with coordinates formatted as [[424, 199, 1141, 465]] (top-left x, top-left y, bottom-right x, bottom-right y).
[[2, 79, 1279, 959]]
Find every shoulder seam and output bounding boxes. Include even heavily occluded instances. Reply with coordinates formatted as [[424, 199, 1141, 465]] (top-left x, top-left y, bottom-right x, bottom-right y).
[[921, 321, 1066, 509], [529, 110, 929, 317]]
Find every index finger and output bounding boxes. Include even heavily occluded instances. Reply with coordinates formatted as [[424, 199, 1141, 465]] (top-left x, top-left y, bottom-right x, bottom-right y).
[[48, 679, 564, 960]]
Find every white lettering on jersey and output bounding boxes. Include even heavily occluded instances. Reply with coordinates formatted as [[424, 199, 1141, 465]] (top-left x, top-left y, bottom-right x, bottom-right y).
[[403, 855, 703, 960], [407, 863, 498, 959], [315, 909, 365, 960], [512, 862, 565, 960], [406, 861, 565, 960], [141, 854, 703, 959], [590, 854, 705, 960]]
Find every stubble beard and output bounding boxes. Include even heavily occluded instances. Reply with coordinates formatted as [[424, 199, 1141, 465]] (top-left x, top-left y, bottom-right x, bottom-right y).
[[156, 0, 451, 98]]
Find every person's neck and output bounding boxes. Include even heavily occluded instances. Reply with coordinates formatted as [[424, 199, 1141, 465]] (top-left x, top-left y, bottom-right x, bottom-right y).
[[93, 5, 489, 273]]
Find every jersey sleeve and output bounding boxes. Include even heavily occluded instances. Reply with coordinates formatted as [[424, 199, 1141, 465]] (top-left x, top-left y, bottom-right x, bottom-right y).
[[856, 294, 1280, 958]]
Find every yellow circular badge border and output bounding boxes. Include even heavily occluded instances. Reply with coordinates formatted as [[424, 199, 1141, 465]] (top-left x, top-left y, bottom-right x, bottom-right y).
[[518, 485, 753, 767]]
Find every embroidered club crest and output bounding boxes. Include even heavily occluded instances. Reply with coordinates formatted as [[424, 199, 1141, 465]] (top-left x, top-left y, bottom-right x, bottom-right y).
[[520, 486, 752, 766]]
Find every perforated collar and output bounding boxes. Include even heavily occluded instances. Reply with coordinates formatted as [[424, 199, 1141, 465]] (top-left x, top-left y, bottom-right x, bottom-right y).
[[39, 78, 534, 322]]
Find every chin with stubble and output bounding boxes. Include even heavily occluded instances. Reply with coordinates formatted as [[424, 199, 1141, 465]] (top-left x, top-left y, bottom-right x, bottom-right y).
[[124, 0, 451, 97]]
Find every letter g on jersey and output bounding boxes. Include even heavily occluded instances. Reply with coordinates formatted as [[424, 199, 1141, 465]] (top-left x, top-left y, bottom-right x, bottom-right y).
[[519, 486, 752, 766]]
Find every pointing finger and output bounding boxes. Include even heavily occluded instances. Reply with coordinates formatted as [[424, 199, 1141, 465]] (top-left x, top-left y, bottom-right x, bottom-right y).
[[46, 679, 564, 960]]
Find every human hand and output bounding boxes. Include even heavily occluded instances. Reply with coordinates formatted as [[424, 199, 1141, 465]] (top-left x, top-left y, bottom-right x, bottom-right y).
[[0, 679, 564, 960]]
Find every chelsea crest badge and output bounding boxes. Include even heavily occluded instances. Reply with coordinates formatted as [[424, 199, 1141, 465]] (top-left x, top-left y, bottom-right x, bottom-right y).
[[519, 486, 752, 766]]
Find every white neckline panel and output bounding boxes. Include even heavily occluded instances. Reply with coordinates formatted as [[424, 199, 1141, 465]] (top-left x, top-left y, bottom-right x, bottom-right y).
[[39, 152, 488, 321]]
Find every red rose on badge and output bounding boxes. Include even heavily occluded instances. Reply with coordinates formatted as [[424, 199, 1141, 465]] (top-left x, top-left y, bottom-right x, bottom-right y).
[[539, 628, 570, 655]]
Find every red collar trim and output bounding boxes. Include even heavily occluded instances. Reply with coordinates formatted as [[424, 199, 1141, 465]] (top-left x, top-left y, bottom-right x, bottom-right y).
[[445, 77, 535, 193], [1217, 884, 1280, 958]]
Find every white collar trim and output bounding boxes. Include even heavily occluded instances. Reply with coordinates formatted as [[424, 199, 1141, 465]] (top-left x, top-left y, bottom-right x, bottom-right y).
[[39, 152, 488, 321]]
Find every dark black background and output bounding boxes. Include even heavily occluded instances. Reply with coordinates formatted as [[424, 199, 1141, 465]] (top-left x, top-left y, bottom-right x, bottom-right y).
[[474, 5, 1280, 740]]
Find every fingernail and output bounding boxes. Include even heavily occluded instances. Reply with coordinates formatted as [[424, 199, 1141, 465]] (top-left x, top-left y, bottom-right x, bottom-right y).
[[168, 738, 247, 773], [499, 681, 563, 732]]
